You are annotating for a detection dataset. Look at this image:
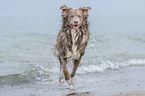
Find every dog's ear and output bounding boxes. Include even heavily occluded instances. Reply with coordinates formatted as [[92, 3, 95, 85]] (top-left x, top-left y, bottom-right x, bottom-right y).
[[79, 7, 91, 19], [60, 5, 72, 17]]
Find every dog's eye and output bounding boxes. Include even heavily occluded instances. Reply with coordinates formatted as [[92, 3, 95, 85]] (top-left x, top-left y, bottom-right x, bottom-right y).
[[70, 15, 74, 18], [78, 15, 82, 18]]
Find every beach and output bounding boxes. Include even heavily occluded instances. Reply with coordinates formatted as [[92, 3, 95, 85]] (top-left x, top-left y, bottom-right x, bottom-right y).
[[1, 0, 145, 96], [63, 66, 145, 96], [92, 66, 145, 96]]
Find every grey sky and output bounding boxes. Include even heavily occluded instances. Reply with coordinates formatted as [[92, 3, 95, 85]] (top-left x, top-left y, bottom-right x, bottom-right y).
[[0, 0, 145, 33]]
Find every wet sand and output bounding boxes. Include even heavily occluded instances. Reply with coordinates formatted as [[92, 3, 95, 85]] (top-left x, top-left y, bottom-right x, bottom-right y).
[[66, 91, 145, 96], [109, 92, 145, 96], [64, 66, 145, 96], [95, 91, 145, 96]]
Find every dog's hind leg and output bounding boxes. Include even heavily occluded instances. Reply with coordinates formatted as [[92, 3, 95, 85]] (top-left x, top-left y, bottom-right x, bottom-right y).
[[59, 64, 64, 83]]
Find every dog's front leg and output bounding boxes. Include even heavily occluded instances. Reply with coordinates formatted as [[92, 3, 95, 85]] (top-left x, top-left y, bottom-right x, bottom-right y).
[[70, 59, 80, 78], [59, 56, 71, 84]]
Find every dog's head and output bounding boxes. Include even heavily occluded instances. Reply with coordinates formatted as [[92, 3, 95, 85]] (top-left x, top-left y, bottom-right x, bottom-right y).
[[60, 5, 91, 30]]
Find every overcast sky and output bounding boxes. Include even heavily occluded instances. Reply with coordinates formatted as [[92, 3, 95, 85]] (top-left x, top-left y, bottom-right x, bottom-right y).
[[0, 0, 145, 33]]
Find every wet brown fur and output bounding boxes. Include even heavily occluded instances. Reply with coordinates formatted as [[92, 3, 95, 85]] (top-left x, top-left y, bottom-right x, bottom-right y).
[[53, 5, 91, 84]]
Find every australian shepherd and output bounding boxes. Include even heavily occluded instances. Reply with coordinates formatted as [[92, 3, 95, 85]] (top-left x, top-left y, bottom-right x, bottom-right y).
[[53, 5, 91, 85]]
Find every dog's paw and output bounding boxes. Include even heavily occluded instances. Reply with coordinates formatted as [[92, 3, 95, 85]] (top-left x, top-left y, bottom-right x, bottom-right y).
[[69, 84, 75, 89], [65, 82, 75, 89], [59, 77, 64, 84], [66, 78, 75, 85]]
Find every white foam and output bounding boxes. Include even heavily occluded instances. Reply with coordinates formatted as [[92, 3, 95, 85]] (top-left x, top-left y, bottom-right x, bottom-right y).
[[77, 59, 145, 74], [127, 59, 145, 65], [47, 59, 145, 75]]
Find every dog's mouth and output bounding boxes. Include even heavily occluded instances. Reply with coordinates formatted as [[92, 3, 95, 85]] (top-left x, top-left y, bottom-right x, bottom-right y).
[[73, 24, 79, 30]]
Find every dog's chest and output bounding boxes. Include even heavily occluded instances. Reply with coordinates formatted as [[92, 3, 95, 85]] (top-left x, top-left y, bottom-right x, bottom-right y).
[[71, 29, 78, 53], [66, 29, 79, 59]]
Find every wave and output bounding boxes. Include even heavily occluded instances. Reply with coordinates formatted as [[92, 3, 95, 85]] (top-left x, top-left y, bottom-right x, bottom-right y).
[[48, 58, 145, 75], [0, 64, 52, 87], [1, 59, 145, 87], [77, 59, 145, 74]]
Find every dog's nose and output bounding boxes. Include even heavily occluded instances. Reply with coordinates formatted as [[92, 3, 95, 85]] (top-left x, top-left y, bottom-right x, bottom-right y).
[[74, 21, 78, 23]]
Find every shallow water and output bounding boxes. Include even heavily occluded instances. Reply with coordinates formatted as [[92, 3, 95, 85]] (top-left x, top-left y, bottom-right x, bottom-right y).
[[0, 30, 145, 96], [1, 0, 145, 95]]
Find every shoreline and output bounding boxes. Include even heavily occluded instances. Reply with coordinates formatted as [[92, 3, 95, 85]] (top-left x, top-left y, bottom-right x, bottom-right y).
[[96, 91, 145, 96], [64, 66, 145, 96], [1, 64, 145, 96], [64, 91, 145, 96], [94, 66, 145, 96]]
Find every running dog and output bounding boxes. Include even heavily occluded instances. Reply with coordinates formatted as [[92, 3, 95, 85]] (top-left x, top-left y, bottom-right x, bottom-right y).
[[53, 5, 91, 85]]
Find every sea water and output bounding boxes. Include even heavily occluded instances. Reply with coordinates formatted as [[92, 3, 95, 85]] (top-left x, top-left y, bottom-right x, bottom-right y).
[[0, 26, 145, 95]]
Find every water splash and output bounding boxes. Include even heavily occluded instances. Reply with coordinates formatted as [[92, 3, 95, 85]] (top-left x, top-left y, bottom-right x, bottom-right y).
[[0, 64, 52, 87]]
